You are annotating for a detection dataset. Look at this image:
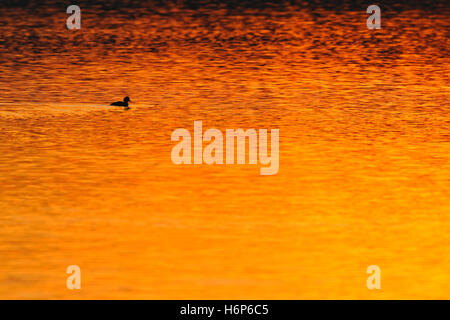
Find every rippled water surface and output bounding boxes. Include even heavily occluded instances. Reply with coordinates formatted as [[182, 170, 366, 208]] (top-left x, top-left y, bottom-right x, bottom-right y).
[[0, 2, 449, 298]]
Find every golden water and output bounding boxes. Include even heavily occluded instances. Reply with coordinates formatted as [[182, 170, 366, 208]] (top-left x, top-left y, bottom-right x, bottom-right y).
[[0, 5, 449, 298]]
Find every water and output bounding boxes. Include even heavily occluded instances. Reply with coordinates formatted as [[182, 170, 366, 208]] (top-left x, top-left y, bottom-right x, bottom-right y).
[[0, 2, 449, 298]]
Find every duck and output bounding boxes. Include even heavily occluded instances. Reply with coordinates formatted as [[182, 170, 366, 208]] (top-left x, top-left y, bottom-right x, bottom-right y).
[[110, 96, 131, 108]]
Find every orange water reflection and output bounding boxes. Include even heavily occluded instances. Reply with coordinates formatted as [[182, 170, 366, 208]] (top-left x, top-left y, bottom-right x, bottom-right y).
[[0, 6, 449, 298]]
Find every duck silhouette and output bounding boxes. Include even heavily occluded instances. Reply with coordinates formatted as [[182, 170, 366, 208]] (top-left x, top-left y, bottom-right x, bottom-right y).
[[110, 96, 131, 108]]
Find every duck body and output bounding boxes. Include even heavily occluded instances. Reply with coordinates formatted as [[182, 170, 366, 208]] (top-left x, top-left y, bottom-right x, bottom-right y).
[[110, 101, 128, 107], [110, 96, 131, 107]]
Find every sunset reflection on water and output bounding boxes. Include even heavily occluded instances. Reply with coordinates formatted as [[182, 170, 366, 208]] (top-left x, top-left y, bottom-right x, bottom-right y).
[[0, 2, 449, 299]]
